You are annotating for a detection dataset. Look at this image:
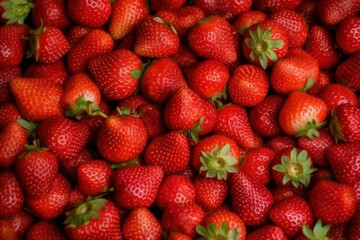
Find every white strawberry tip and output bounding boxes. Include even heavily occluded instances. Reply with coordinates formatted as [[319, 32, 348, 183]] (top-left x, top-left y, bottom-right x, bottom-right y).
[[302, 219, 331, 240], [196, 222, 240, 240], [295, 119, 325, 140], [0, 0, 33, 25]]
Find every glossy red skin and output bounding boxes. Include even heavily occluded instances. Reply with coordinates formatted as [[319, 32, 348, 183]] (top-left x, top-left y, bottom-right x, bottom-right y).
[[332, 104, 360, 143], [61, 147, 92, 178], [32, 0, 70, 29], [198, 99, 217, 136], [138, 103, 166, 139], [336, 16, 360, 54], [233, 10, 268, 35], [335, 53, 360, 91], [24, 60, 68, 85], [11, 211, 33, 239], [0, 102, 21, 129], [150, 0, 186, 11], [318, 83, 358, 112], [0, 172, 24, 218], [194, 0, 252, 20], [170, 43, 199, 68], [66, 25, 90, 47], [246, 225, 288, 240], [307, 71, 330, 95], [0, 67, 21, 103], [26, 221, 66, 240], [295, 0, 319, 26], [318, 0, 360, 26]]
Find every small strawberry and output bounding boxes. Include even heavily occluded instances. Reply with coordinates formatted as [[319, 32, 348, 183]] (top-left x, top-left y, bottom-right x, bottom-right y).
[[113, 165, 164, 209], [65, 187, 86, 211], [0, 0, 33, 24], [138, 103, 166, 139], [271, 186, 297, 203], [193, 0, 252, 20], [233, 10, 268, 35], [0, 102, 21, 129], [24, 60, 68, 85], [295, 0, 319, 26], [318, 0, 360, 26], [336, 16, 360, 55], [0, 219, 16, 240], [246, 225, 288, 240], [335, 53, 360, 91], [31, 0, 70, 29], [26, 221, 66, 240], [318, 83, 358, 111], [170, 43, 199, 68], [254, 0, 303, 12], [307, 71, 331, 96], [117, 95, 149, 114], [197, 99, 217, 136], [0, 171, 24, 218], [0, 66, 21, 103]]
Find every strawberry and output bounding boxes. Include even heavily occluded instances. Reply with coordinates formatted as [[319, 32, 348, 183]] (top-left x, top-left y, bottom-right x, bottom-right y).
[[26, 174, 70, 220], [318, 83, 358, 111], [309, 180, 357, 225], [31, 0, 70, 29], [228, 64, 269, 107], [67, 29, 114, 73], [138, 103, 166, 139], [249, 94, 284, 137], [230, 171, 273, 226], [317, 0, 360, 26], [233, 10, 268, 35], [254, 0, 303, 12], [193, 176, 228, 211], [117, 95, 149, 114], [271, 186, 297, 203], [156, 175, 196, 210], [326, 142, 360, 185], [348, 206, 360, 240], [65, 25, 90, 47], [242, 20, 289, 69], [269, 196, 313, 237], [193, 0, 252, 20], [11, 210, 33, 239], [265, 135, 296, 153], [214, 104, 262, 149], [239, 147, 275, 186], [188, 16, 239, 65], [197, 99, 217, 136], [336, 16, 360, 54], [140, 58, 188, 104], [191, 134, 241, 180], [109, 0, 148, 40], [166, 231, 192, 240], [0, 66, 21, 103], [0, 171, 24, 218], [335, 53, 360, 91], [65, 198, 122, 239], [24, 60, 68, 85], [305, 25, 340, 70], [170, 43, 199, 68], [197, 209, 246, 240], [10, 78, 63, 121], [65, 187, 86, 211], [0, 219, 16, 240], [278, 91, 328, 139], [113, 165, 164, 209], [0, 0, 33, 24], [62, 148, 92, 179], [97, 113, 147, 163], [0, 102, 21, 129], [122, 207, 163, 240], [150, 0, 186, 11], [329, 104, 360, 143], [246, 225, 288, 240], [88, 49, 143, 101], [134, 16, 180, 58], [144, 132, 190, 174], [67, 0, 111, 28], [77, 160, 112, 196], [162, 202, 205, 238], [270, 10, 307, 48], [26, 221, 65, 240]]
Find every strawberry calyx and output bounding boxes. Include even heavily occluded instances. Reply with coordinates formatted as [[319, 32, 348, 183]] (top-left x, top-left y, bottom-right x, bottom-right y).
[[196, 222, 240, 240], [185, 116, 204, 143], [199, 143, 238, 180], [302, 219, 330, 240], [0, 0, 33, 25], [210, 89, 227, 108], [272, 148, 317, 188], [295, 119, 325, 140], [66, 94, 108, 120], [300, 77, 315, 92], [244, 25, 284, 69], [116, 106, 141, 118], [64, 197, 108, 228], [329, 110, 346, 143], [26, 22, 47, 62]]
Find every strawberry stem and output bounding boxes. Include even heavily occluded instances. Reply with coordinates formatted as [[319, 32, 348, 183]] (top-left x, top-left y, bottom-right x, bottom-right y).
[[0, 0, 33, 25]]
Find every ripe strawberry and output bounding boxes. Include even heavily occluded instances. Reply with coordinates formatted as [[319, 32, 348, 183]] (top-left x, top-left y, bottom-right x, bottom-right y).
[[24, 60, 68, 85], [193, 176, 228, 211], [265, 135, 296, 153], [278, 91, 328, 139], [109, 0, 148, 40], [318, 0, 360, 26], [269, 196, 313, 237], [65, 198, 122, 239], [140, 58, 187, 104], [193, 0, 252, 20], [144, 132, 190, 174], [134, 16, 180, 58], [67, 29, 114, 73], [138, 103, 166, 139], [329, 104, 360, 143], [231, 171, 273, 226], [0, 172, 24, 218], [188, 16, 239, 65], [65, 187, 86, 211], [170, 43, 199, 68], [254, 0, 303, 12], [113, 165, 164, 209], [77, 160, 112, 196], [0, 102, 21, 129], [233, 10, 268, 35], [191, 134, 241, 180], [67, 0, 111, 28], [11, 210, 34, 239], [271, 48, 320, 94], [26, 174, 70, 220], [10, 78, 63, 121], [309, 180, 357, 225], [336, 16, 360, 54], [335, 53, 360, 91], [214, 104, 262, 149], [156, 175, 196, 210], [271, 186, 298, 203], [0, 66, 21, 103], [162, 202, 205, 238], [65, 25, 90, 47], [228, 64, 269, 107], [26, 221, 65, 240], [0, 219, 16, 240], [318, 83, 358, 111], [246, 225, 288, 240], [150, 0, 186, 11], [32, 0, 70, 29], [89, 49, 142, 101], [295, 0, 319, 26], [197, 99, 217, 136], [242, 20, 289, 69], [62, 148, 92, 179]]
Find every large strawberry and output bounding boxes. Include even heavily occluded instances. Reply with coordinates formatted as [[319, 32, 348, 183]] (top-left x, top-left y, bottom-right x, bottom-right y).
[[233, 10, 268, 35], [31, 0, 70, 29], [193, 0, 252, 20], [254, 0, 303, 12], [0, 171, 24, 218], [318, 0, 360, 26], [318, 83, 358, 111]]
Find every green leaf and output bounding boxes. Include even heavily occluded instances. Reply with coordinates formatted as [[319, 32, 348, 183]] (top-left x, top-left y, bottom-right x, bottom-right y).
[[265, 48, 278, 62], [130, 70, 142, 79], [282, 174, 292, 185], [17, 119, 37, 132], [196, 225, 209, 237], [269, 39, 284, 49], [272, 164, 287, 173], [302, 224, 316, 239]]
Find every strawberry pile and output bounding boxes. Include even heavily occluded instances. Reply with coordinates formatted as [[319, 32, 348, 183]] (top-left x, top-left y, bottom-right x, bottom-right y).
[[0, 0, 360, 239]]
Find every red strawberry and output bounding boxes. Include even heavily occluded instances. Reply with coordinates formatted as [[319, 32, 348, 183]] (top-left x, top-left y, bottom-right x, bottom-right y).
[[0, 0, 33, 24], [140, 58, 188, 104], [162, 202, 205, 238], [77, 160, 112, 196], [193, 0, 252, 20], [309, 180, 357, 225], [271, 186, 297, 203], [24, 60, 68, 85], [318, 83, 358, 111], [109, 0, 148, 40], [62, 148, 92, 179], [150, 0, 186, 11], [231, 171, 273, 226], [11, 210, 33, 239], [228, 64, 269, 107], [318, 0, 360, 26], [246, 225, 288, 240], [144, 132, 190, 174], [188, 16, 239, 65], [265, 135, 296, 153], [138, 103, 166, 139], [0, 171, 24, 218], [242, 20, 289, 69], [0, 102, 21, 129], [67, 29, 114, 73], [170, 43, 199, 68], [88, 49, 143, 101], [348, 206, 360, 240], [269, 196, 313, 237], [191, 134, 241, 180], [329, 104, 360, 143], [233, 10, 268, 35], [0, 66, 21, 103], [67, 0, 111, 28], [307, 71, 331, 96], [336, 16, 360, 54], [26, 221, 65, 240], [335, 53, 360, 91], [254, 0, 303, 12], [278, 91, 328, 139], [134, 16, 180, 58], [65, 198, 122, 239], [26, 174, 70, 220], [197, 99, 217, 136], [65, 25, 90, 47], [31, 0, 70, 29], [113, 165, 164, 209]]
